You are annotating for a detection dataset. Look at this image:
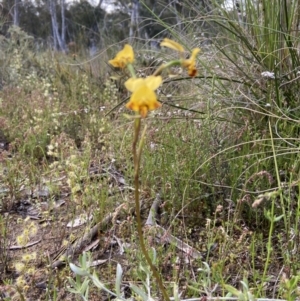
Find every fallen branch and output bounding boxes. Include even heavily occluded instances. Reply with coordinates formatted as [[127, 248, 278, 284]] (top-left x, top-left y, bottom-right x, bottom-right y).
[[52, 194, 203, 269], [145, 193, 162, 226], [9, 239, 41, 250], [145, 194, 203, 259], [153, 225, 203, 259]]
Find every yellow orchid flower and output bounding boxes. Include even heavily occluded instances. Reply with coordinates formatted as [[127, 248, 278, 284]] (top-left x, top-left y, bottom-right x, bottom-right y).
[[109, 44, 134, 68], [125, 76, 162, 118], [182, 48, 200, 77], [160, 39, 200, 77], [160, 38, 185, 52]]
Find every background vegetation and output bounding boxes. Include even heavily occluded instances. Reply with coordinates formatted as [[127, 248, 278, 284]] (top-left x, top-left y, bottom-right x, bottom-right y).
[[1, 0, 300, 300]]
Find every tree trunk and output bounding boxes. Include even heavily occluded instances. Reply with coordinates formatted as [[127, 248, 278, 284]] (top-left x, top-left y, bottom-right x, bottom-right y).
[[60, 0, 66, 51], [97, 0, 104, 8], [49, 0, 66, 52], [13, 0, 21, 26], [129, 0, 140, 43]]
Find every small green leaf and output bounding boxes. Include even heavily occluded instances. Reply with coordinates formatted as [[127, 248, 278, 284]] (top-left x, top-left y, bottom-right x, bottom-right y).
[[130, 284, 148, 301], [69, 263, 89, 276], [224, 284, 242, 296], [115, 263, 123, 297], [274, 214, 284, 222]]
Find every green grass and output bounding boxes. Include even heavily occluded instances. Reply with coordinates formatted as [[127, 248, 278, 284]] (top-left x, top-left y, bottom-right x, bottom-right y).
[[1, 2, 300, 300]]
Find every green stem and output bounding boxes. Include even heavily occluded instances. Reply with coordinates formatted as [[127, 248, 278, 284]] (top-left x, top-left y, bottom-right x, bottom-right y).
[[127, 63, 136, 78], [261, 121, 277, 283], [153, 60, 182, 76], [132, 117, 170, 301]]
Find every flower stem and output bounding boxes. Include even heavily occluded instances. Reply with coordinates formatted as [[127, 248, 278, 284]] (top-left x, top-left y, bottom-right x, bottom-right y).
[[127, 63, 136, 78], [153, 60, 182, 76], [132, 117, 170, 301]]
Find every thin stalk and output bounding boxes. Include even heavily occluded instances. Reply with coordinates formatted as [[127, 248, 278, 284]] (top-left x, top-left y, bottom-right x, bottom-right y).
[[269, 121, 288, 233], [132, 117, 170, 301], [261, 122, 279, 283]]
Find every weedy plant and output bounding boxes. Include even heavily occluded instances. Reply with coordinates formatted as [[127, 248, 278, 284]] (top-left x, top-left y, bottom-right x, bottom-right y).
[[68, 251, 163, 301], [69, 39, 201, 301]]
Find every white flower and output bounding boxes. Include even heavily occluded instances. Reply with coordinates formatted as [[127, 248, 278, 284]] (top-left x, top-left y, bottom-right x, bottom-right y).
[[261, 71, 275, 79]]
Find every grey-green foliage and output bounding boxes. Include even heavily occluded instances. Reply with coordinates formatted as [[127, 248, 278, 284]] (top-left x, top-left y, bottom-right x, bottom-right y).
[[69, 251, 150, 301], [0, 26, 35, 87], [68, 249, 169, 301], [68, 252, 130, 301]]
